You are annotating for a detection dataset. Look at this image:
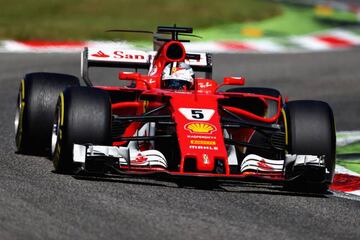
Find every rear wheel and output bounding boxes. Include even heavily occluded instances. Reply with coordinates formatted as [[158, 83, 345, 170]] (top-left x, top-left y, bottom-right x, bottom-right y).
[[284, 100, 336, 192], [52, 87, 111, 173], [15, 72, 80, 155]]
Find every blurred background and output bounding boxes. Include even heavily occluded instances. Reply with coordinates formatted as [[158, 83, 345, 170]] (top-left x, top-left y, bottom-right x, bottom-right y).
[[0, 0, 359, 42]]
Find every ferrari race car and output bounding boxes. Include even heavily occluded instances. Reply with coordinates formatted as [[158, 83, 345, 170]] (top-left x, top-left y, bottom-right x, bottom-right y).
[[15, 26, 336, 192]]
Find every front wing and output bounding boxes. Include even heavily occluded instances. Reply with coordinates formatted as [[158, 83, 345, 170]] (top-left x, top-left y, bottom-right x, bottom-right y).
[[73, 143, 326, 182]]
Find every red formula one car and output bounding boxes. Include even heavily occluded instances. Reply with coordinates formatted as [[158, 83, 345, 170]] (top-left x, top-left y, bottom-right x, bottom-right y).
[[15, 26, 336, 192]]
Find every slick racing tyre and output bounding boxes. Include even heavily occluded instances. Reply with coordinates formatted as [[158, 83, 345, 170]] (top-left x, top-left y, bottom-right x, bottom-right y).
[[283, 100, 336, 192], [52, 87, 111, 174], [15, 72, 80, 155]]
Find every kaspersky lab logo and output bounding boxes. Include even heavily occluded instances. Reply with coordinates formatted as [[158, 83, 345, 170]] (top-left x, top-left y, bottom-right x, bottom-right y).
[[184, 122, 217, 134]]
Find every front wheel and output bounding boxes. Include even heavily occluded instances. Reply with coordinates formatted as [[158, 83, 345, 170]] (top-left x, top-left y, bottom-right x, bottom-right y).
[[52, 87, 111, 173], [284, 100, 336, 192]]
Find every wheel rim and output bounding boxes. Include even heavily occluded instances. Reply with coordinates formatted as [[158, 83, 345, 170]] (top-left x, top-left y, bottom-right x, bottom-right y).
[[15, 89, 23, 149], [51, 105, 61, 156], [14, 93, 20, 136]]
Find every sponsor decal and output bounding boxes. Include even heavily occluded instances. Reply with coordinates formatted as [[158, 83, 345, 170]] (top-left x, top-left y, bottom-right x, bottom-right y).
[[88, 49, 148, 63], [189, 145, 219, 150], [184, 53, 207, 66], [114, 51, 145, 60], [190, 140, 216, 145], [171, 67, 185, 74], [184, 122, 217, 134], [148, 78, 156, 84], [198, 82, 213, 89], [179, 108, 215, 121], [257, 159, 273, 171], [187, 135, 216, 140], [91, 51, 110, 58], [133, 153, 148, 164]]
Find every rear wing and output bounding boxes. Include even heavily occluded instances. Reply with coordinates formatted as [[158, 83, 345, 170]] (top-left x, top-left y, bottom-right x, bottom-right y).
[[81, 47, 212, 86]]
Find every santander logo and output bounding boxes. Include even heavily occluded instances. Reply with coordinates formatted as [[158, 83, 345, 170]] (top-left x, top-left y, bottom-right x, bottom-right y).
[[114, 51, 145, 60], [88, 49, 148, 63], [91, 51, 110, 58]]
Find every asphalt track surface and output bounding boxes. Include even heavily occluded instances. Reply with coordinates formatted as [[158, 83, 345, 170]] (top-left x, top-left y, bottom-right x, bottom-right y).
[[0, 49, 360, 240]]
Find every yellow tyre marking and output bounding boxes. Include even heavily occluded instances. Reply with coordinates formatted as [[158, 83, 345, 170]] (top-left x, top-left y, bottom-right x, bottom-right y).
[[19, 102, 25, 127], [17, 80, 26, 147], [281, 109, 288, 146], [21, 80, 25, 100], [59, 93, 65, 126], [19, 80, 25, 126]]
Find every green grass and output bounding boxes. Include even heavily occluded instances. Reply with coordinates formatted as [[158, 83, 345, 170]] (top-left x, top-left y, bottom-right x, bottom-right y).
[[337, 142, 360, 154], [0, 0, 281, 41], [246, 5, 329, 35], [316, 10, 359, 23], [196, 5, 332, 41], [336, 141, 360, 174], [337, 160, 360, 174]]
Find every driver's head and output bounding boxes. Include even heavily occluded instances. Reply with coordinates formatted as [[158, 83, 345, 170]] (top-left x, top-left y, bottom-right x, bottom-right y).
[[162, 62, 194, 90]]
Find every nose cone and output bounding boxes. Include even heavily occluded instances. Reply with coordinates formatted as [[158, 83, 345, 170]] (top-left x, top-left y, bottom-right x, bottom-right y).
[[169, 93, 228, 173]]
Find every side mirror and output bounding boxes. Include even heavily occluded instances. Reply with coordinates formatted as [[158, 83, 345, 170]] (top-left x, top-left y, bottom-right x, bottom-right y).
[[119, 72, 140, 81], [118, 72, 153, 89], [223, 76, 245, 86]]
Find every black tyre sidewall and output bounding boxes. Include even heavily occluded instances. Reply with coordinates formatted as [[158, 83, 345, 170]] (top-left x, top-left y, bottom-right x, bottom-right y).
[[53, 87, 111, 173], [16, 72, 80, 154], [285, 100, 336, 186]]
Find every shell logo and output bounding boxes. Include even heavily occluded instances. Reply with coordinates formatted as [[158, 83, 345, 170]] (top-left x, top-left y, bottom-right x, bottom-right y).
[[184, 122, 217, 134]]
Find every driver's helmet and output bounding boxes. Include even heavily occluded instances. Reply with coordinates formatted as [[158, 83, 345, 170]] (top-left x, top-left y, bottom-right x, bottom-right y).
[[162, 62, 194, 90]]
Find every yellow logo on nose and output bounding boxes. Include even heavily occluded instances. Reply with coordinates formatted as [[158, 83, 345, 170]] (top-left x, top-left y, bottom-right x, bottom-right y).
[[190, 140, 216, 145], [185, 122, 217, 134]]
